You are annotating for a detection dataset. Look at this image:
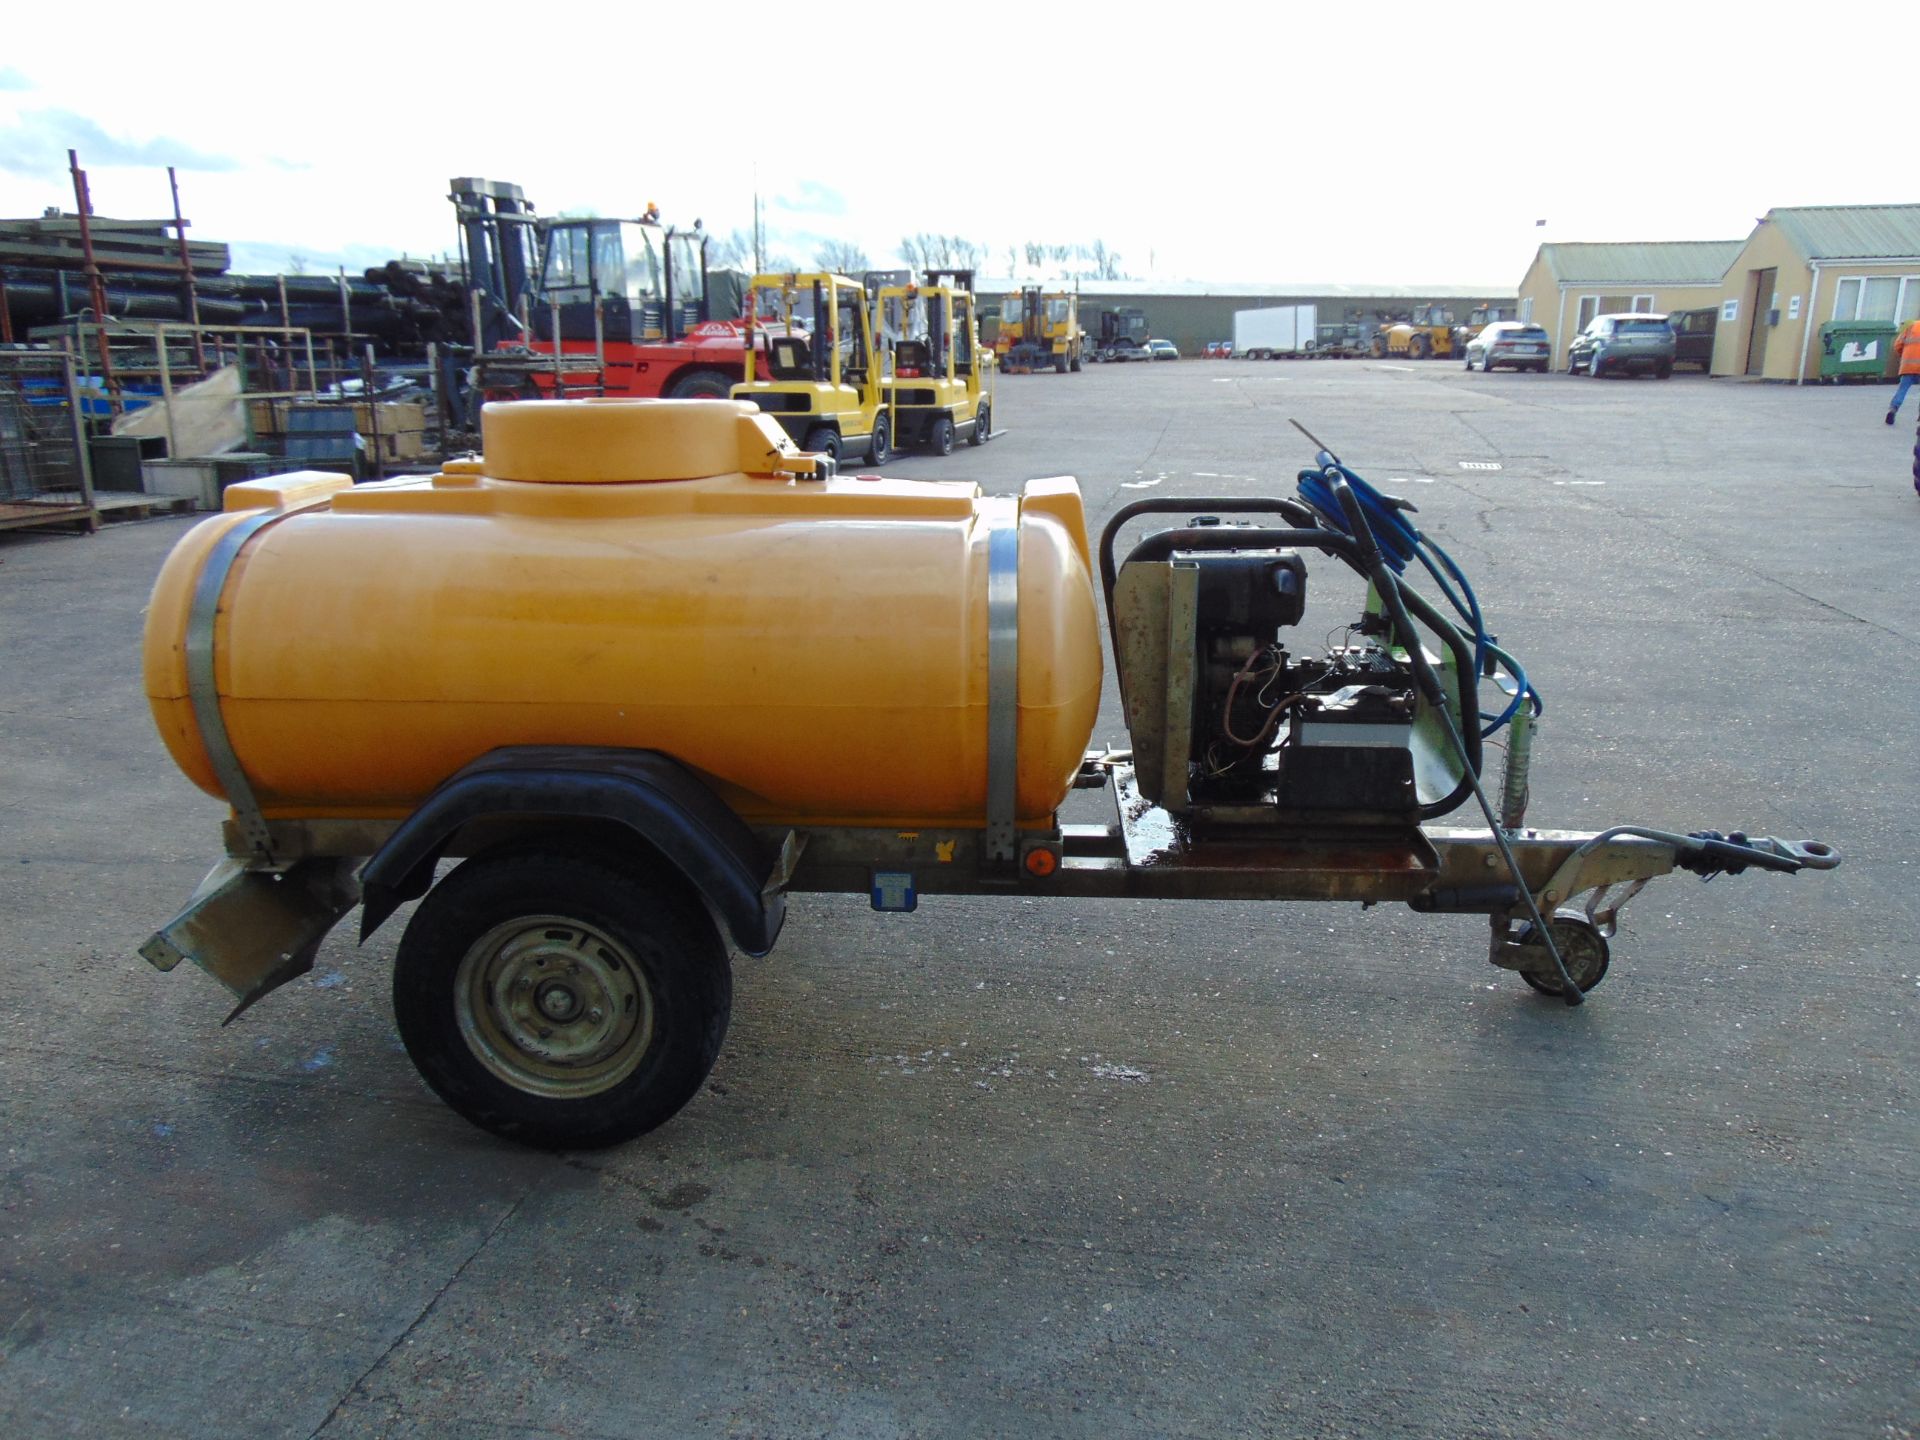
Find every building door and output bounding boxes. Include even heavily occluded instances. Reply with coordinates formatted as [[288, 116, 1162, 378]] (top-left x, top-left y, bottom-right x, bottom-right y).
[[1745, 268, 1776, 375]]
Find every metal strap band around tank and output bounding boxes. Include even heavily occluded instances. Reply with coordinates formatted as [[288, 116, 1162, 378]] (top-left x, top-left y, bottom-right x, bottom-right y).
[[186, 506, 308, 862], [985, 512, 1020, 863]]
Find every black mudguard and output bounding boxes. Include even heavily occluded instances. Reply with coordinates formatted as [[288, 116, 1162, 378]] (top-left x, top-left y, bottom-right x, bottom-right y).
[[357, 747, 785, 957]]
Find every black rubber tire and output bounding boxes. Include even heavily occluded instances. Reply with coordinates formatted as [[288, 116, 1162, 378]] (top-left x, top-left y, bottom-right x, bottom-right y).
[[968, 400, 991, 445], [392, 844, 731, 1149], [868, 414, 892, 466], [1053, 354, 1068, 374], [1069, 350, 1082, 372], [1589, 354, 1606, 379], [1370, 337, 1387, 358], [1410, 334, 1431, 360], [1655, 362, 1673, 380], [930, 415, 956, 455], [1463, 353, 1474, 370], [1514, 914, 1611, 997], [801, 425, 840, 462], [665, 369, 735, 401]]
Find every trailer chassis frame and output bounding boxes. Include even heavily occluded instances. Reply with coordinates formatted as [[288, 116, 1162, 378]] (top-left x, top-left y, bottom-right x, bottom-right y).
[[143, 754, 1838, 1019]]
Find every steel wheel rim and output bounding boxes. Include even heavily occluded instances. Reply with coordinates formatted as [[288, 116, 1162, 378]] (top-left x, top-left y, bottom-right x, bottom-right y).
[[453, 915, 655, 1098], [1521, 920, 1608, 992]]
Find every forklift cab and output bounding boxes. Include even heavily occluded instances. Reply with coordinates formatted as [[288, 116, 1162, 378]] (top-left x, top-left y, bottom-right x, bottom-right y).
[[875, 280, 992, 452], [534, 219, 708, 344], [732, 272, 886, 463]]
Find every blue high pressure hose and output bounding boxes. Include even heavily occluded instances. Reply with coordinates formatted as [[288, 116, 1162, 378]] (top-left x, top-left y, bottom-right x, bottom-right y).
[[1296, 454, 1541, 737]]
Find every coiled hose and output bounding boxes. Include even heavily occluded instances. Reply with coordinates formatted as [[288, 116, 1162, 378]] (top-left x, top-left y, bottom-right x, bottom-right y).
[[1296, 455, 1540, 737]]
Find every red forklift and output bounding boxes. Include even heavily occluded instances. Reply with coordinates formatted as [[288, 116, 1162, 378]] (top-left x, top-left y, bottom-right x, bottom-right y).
[[453, 177, 763, 402]]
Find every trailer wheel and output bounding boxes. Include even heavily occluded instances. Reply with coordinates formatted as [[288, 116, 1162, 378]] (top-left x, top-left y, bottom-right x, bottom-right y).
[[969, 400, 991, 445], [1514, 912, 1610, 997], [930, 415, 956, 455], [868, 414, 892, 466], [392, 845, 731, 1149], [801, 426, 841, 462], [665, 369, 735, 400]]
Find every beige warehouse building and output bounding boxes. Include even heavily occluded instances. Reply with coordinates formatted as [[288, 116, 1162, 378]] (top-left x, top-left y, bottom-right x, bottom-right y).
[[1711, 205, 1920, 381], [1516, 240, 1742, 366]]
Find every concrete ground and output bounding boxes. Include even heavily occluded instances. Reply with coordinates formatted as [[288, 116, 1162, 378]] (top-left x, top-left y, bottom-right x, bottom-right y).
[[2, 361, 1915, 1439]]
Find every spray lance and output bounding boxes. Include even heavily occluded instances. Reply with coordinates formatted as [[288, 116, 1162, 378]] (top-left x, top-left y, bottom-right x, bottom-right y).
[[1287, 421, 1584, 1004]]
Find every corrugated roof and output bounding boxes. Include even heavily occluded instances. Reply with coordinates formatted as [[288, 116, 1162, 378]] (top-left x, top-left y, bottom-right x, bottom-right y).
[[1766, 204, 1920, 261], [1539, 240, 1743, 286]]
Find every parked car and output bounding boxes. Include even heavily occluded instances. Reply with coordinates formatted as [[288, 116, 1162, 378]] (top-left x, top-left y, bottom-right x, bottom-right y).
[[1666, 307, 1717, 372], [1568, 313, 1676, 379], [1203, 340, 1233, 358], [1464, 322, 1551, 373], [1146, 339, 1179, 361]]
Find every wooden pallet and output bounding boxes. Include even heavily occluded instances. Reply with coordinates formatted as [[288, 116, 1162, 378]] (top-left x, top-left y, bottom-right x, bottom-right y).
[[0, 498, 96, 534], [94, 493, 195, 523], [0, 492, 193, 535]]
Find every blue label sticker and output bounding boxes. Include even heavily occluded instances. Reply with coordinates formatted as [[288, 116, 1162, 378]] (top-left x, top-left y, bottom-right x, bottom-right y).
[[871, 872, 917, 912]]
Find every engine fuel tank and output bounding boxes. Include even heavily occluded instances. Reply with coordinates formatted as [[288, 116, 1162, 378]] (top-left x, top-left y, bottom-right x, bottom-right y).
[[144, 399, 1103, 830]]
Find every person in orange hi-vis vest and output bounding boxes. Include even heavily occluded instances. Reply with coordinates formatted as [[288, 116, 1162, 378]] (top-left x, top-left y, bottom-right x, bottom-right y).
[[1888, 316, 1920, 424]]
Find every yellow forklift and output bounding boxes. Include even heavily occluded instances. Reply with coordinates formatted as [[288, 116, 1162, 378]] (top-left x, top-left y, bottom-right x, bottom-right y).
[[875, 269, 996, 453], [732, 271, 892, 464], [996, 286, 1084, 372], [1370, 304, 1460, 360]]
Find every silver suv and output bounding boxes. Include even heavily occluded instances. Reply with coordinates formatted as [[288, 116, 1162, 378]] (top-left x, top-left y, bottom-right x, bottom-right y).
[[1568, 313, 1676, 379], [1465, 322, 1552, 373]]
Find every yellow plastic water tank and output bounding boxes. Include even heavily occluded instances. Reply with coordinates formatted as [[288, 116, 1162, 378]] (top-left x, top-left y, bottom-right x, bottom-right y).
[[144, 400, 1104, 830]]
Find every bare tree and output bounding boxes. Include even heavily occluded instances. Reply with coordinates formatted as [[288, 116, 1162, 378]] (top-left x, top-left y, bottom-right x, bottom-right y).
[[898, 235, 923, 269], [1005, 243, 1018, 276], [1024, 240, 1045, 269], [815, 239, 870, 273], [706, 229, 753, 268]]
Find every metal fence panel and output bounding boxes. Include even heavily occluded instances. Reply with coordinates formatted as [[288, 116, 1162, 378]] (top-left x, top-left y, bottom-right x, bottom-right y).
[[0, 349, 97, 533]]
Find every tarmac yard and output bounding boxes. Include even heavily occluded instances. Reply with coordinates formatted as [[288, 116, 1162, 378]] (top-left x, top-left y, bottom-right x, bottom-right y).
[[2, 362, 1916, 1438]]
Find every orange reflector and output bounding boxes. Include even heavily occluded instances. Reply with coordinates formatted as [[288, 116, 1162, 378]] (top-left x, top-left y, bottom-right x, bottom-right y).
[[1024, 847, 1059, 878]]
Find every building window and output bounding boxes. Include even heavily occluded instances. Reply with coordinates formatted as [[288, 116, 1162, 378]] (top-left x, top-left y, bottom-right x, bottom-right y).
[[1832, 275, 1920, 322], [1576, 293, 1658, 331]]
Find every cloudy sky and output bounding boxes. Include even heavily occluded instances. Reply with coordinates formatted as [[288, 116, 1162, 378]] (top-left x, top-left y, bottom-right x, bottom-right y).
[[2, 1, 1910, 289]]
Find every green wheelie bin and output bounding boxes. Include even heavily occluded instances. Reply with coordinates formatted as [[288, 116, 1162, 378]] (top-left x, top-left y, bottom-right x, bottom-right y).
[[1818, 320, 1899, 383]]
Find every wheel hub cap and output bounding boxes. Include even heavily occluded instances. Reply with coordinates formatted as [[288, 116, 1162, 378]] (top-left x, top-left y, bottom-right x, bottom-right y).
[[454, 916, 655, 1098]]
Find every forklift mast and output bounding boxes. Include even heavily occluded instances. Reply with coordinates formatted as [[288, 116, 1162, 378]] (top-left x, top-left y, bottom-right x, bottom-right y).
[[449, 177, 541, 350]]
